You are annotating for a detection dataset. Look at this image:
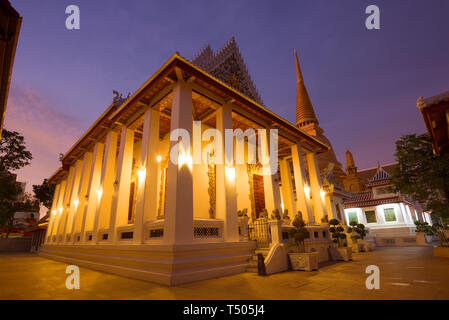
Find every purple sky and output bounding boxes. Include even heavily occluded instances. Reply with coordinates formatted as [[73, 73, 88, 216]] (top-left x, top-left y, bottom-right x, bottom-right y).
[[4, 0, 449, 194]]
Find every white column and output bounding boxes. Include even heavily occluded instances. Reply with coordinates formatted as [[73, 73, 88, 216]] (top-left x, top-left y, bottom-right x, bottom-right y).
[[110, 126, 135, 243], [134, 108, 160, 244], [279, 159, 296, 218], [164, 80, 194, 244], [405, 205, 414, 224], [51, 179, 67, 238], [306, 151, 328, 223], [80, 142, 104, 242], [56, 167, 75, 242], [45, 183, 61, 242], [216, 104, 239, 242], [261, 129, 281, 214], [290, 143, 314, 223], [70, 152, 93, 240], [62, 159, 83, 241], [92, 131, 118, 243]]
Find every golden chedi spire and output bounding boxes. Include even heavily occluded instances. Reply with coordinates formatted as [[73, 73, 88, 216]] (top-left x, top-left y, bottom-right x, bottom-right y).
[[294, 49, 318, 128], [345, 150, 356, 175]]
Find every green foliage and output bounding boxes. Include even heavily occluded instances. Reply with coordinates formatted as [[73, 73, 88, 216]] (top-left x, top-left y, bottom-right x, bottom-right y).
[[0, 174, 23, 202], [0, 129, 34, 238], [390, 133, 449, 219], [237, 208, 248, 217], [289, 214, 310, 253], [0, 129, 33, 175], [347, 222, 367, 241], [32, 179, 55, 210], [328, 219, 347, 247], [271, 209, 281, 220]]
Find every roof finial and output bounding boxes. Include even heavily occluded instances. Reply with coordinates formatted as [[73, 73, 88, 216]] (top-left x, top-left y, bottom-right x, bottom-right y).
[[294, 49, 318, 128]]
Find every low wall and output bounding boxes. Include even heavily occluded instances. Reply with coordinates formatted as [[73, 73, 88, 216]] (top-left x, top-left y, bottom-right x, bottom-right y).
[[0, 237, 32, 252], [40, 241, 255, 286], [434, 246, 449, 258], [375, 235, 426, 247]]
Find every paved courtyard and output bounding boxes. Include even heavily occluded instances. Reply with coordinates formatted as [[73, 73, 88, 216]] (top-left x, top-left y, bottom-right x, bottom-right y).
[[0, 246, 448, 300]]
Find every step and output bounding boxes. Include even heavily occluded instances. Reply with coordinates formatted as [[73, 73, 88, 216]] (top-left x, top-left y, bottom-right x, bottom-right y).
[[246, 266, 258, 273]]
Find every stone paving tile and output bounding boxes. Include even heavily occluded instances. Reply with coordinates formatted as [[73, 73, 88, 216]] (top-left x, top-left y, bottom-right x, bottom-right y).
[[0, 246, 449, 300]]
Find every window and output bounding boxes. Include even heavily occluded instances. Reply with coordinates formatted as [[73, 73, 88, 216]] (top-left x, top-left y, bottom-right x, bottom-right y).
[[365, 210, 377, 223], [383, 208, 396, 222], [376, 187, 392, 196], [347, 212, 358, 224]]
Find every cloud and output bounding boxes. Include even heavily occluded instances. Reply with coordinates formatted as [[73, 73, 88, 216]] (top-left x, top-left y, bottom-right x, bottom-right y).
[[3, 83, 86, 196]]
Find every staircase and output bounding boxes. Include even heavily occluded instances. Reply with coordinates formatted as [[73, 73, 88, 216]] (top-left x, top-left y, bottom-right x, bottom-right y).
[[246, 248, 269, 273]]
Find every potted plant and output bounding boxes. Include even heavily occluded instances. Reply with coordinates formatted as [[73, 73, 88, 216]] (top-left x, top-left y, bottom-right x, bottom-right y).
[[415, 220, 437, 244], [346, 221, 368, 252], [270, 209, 281, 220], [288, 212, 318, 271], [282, 209, 291, 225], [329, 218, 352, 261]]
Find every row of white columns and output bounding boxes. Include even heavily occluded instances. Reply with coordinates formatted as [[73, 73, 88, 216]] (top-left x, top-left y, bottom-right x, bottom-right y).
[[46, 80, 240, 245], [279, 144, 327, 225], [45, 79, 327, 246]]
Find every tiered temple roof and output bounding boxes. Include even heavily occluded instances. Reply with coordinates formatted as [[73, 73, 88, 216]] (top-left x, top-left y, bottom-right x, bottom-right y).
[[191, 37, 263, 105]]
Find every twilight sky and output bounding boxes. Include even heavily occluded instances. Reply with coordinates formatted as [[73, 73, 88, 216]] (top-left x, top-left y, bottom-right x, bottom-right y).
[[4, 0, 449, 194]]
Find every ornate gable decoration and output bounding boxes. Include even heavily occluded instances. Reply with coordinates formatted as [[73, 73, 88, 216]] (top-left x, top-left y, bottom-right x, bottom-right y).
[[191, 37, 263, 105], [369, 167, 390, 182]]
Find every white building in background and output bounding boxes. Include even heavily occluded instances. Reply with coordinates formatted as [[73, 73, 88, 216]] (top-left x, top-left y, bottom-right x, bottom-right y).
[[343, 164, 424, 240]]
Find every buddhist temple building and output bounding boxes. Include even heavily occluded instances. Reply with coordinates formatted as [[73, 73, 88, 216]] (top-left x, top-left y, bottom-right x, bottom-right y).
[[343, 158, 427, 245], [417, 90, 449, 157], [42, 40, 334, 285], [0, 0, 21, 138]]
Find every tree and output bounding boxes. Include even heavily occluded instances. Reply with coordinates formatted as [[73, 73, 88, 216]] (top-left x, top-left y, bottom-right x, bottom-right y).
[[390, 133, 449, 220], [289, 212, 310, 252], [0, 129, 33, 238], [0, 129, 33, 175], [33, 179, 55, 210]]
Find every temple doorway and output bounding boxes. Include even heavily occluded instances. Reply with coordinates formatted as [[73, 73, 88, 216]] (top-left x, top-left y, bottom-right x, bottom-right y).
[[252, 174, 265, 218]]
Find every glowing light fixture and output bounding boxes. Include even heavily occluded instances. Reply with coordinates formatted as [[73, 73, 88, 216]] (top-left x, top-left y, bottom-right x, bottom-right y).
[[73, 199, 79, 209], [52, 210, 57, 216], [304, 186, 311, 199], [137, 168, 146, 183], [156, 155, 162, 163], [96, 188, 103, 200], [58, 207, 63, 214], [225, 166, 236, 181], [320, 190, 326, 201], [178, 153, 193, 170]]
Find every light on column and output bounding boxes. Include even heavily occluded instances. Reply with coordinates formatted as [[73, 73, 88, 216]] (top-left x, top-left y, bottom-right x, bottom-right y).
[[137, 168, 146, 183], [225, 166, 235, 181], [73, 199, 79, 209], [320, 190, 326, 201], [58, 207, 63, 214], [52, 210, 57, 216], [179, 152, 192, 170], [96, 188, 103, 200], [156, 155, 162, 163], [304, 185, 311, 199]]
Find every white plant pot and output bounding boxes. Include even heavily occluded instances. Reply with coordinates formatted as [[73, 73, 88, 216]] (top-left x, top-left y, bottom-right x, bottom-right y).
[[352, 243, 363, 253], [288, 252, 319, 271], [329, 246, 352, 261], [358, 240, 373, 252]]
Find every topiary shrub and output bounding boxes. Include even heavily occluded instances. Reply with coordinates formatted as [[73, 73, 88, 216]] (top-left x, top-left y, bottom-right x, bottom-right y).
[[289, 214, 310, 252], [329, 218, 347, 247]]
